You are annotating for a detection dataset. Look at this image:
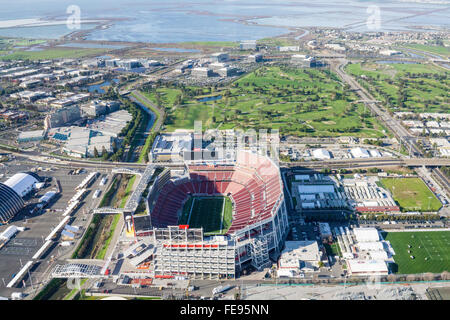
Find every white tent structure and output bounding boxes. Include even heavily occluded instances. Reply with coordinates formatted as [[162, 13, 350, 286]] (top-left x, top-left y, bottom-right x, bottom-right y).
[[358, 241, 384, 252], [350, 147, 370, 159], [3, 172, 39, 197], [353, 227, 380, 242], [312, 148, 331, 160]]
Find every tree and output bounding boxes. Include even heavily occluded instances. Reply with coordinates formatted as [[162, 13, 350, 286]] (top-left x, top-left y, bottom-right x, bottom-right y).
[[441, 271, 450, 280], [93, 147, 99, 158], [112, 139, 118, 152], [101, 146, 108, 160]]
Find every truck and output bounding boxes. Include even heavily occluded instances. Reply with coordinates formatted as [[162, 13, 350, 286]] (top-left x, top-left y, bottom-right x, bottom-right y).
[[11, 292, 25, 300], [92, 189, 101, 199], [100, 177, 108, 186]]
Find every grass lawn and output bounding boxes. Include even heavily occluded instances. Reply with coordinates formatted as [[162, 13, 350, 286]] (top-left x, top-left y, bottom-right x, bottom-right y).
[[345, 62, 449, 114], [324, 242, 342, 257], [383, 231, 450, 274], [401, 43, 450, 58], [381, 178, 442, 212], [179, 196, 233, 235], [95, 214, 121, 260], [120, 175, 137, 208]]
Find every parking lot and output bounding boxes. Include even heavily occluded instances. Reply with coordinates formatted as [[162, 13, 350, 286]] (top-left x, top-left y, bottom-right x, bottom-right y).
[[0, 161, 110, 298]]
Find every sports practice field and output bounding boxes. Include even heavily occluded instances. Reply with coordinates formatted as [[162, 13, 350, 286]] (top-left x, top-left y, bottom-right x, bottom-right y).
[[383, 231, 450, 274], [179, 196, 233, 235], [380, 178, 442, 212]]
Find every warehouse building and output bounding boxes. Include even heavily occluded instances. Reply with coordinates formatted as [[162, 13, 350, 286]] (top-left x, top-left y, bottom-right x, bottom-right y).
[[240, 40, 257, 50], [210, 52, 229, 63], [17, 130, 45, 143], [191, 67, 213, 78], [88, 109, 132, 138]]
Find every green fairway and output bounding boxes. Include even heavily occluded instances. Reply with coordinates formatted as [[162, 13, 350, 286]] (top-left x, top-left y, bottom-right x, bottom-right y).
[[179, 196, 233, 235], [383, 231, 450, 274], [142, 66, 387, 138], [345, 62, 449, 114], [381, 178, 442, 212]]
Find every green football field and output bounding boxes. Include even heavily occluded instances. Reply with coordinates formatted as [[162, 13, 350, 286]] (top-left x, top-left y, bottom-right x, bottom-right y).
[[380, 178, 442, 212], [383, 231, 450, 274], [179, 196, 233, 235]]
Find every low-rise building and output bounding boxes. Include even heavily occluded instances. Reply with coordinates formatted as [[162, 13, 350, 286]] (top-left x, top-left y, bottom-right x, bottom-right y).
[[44, 105, 81, 129], [151, 131, 193, 162], [81, 100, 120, 117], [347, 259, 388, 276], [278, 241, 323, 274], [191, 67, 213, 78], [17, 130, 45, 143], [210, 52, 229, 63], [240, 40, 257, 50]]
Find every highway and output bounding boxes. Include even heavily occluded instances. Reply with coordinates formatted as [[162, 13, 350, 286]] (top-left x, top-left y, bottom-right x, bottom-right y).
[[6, 148, 450, 171], [332, 59, 422, 157], [431, 167, 450, 198]]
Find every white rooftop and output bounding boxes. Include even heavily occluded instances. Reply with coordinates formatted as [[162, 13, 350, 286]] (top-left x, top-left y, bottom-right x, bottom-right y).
[[353, 227, 380, 242], [347, 259, 388, 275]]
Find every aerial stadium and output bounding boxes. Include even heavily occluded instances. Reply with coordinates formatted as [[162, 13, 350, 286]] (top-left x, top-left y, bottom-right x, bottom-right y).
[[135, 151, 289, 279]]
